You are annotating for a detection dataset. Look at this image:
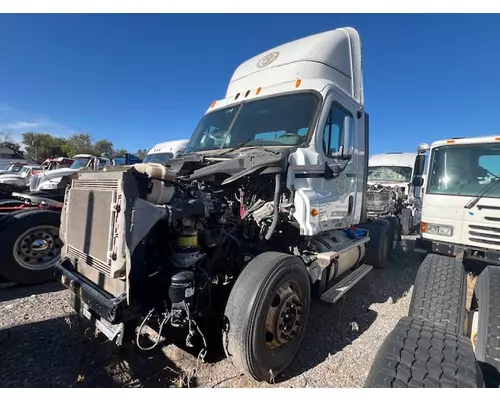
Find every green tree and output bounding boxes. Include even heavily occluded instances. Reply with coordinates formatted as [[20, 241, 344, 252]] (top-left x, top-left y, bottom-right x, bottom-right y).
[[64, 133, 94, 157], [135, 148, 149, 160], [22, 133, 68, 162], [114, 149, 128, 158], [93, 139, 115, 158]]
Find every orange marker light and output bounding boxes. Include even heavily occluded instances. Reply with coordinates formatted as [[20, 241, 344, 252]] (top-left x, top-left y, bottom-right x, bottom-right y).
[[295, 79, 302, 88], [256, 87, 262, 95], [495, 137, 500, 141], [210, 101, 217, 108], [311, 209, 319, 217], [421, 222, 427, 233], [447, 140, 455, 144]]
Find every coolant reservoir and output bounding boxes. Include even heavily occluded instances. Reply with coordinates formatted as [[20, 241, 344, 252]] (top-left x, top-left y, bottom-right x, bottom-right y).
[[133, 162, 178, 204]]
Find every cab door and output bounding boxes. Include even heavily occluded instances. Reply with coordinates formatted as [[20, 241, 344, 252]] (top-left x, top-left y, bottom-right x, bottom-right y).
[[315, 91, 364, 231]]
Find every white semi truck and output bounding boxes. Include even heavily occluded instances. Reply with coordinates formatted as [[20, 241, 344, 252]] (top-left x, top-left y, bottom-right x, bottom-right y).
[[30, 154, 113, 192], [54, 27, 399, 383], [366, 151, 424, 236], [142, 139, 189, 164], [365, 136, 500, 388]]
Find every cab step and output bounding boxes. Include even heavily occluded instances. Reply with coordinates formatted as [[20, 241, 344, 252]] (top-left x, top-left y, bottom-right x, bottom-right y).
[[320, 264, 373, 304]]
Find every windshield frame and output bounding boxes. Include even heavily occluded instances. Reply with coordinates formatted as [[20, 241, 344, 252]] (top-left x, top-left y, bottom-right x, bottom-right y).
[[70, 158, 91, 169], [425, 142, 500, 198], [184, 90, 324, 155]]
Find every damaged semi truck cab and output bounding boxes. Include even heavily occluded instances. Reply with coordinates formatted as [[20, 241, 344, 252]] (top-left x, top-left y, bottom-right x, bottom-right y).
[[55, 27, 394, 382], [366, 152, 426, 236]]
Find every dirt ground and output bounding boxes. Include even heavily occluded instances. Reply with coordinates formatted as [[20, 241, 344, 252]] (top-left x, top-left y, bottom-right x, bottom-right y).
[[0, 236, 477, 388]]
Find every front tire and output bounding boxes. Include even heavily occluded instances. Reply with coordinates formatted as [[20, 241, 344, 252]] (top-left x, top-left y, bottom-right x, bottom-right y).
[[223, 252, 311, 382]]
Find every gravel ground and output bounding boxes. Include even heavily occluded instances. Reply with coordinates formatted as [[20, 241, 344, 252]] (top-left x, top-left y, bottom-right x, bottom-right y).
[[0, 237, 423, 388]]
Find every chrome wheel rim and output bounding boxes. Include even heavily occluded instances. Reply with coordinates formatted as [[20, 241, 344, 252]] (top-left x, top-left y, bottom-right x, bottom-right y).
[[13, 225, 62, 271]]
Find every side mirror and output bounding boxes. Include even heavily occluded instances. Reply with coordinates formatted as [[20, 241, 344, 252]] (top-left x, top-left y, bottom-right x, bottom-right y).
[[417, 143, 430, 154], [412, 176, 424, 187], [414, 154, 426, 176]]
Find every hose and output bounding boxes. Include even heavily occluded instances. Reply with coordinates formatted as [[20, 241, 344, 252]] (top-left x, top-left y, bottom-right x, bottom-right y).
[[265, 172, 281, 241], [136, 308, 171, 351]]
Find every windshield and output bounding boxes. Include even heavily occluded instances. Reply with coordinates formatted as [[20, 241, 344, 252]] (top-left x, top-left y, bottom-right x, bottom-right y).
[[143, 152, 174, 164], [185, 92, 319, 153], [427, 143, 500, 197], [18, 166, 30, 175], [70, 158, 91, 169], [8, 164, 24, 173], [368, 166, 413, 183]]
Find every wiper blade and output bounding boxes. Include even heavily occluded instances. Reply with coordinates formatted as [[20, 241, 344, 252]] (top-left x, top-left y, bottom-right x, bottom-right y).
[[217, 140, 281, 157], [464, 177, 500, 209]]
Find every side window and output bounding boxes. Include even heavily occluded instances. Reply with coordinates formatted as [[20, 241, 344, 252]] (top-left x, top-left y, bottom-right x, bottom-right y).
[[97, 159, 110, 170], [478, 154, 500, 182], [323, 102, 354, 157]]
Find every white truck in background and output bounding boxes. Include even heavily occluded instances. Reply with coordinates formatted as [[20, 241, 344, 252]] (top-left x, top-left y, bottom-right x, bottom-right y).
[[55, 27, 399, 383], [142, 139, 189, 164], [365, 136, 500, 388], [30, 154, 113, 192], [366, 151, 425, 236]]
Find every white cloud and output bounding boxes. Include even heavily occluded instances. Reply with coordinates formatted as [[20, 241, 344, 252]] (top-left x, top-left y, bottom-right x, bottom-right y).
[[0, 103, 75, 144]]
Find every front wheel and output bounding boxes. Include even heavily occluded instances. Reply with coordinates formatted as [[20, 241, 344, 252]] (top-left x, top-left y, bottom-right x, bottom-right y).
[[223, 252, 311, 382]]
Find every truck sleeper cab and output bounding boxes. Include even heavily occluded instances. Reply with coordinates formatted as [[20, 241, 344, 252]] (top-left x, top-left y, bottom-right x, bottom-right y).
[[142, 139, 189, 164], [54, 27, 395, 383]]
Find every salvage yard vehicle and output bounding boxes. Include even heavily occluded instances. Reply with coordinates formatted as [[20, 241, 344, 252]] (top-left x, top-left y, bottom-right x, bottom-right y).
[[0, 164, 42, 188], [0, 161, 29, 176], [142, 139, 189, 164], [364, 136, 500, 388], [40, 157, 75, 171], [55, 27, 398, 382], [112, 153, 143, 166], [367, 151, 425, 238], [0, 192, 63, 284], [30, 154, 113, 192]]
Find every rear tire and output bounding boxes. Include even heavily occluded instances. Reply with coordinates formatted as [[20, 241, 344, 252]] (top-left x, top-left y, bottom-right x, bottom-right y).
[[408, 254, 467, 335], [358, 219, 391, 269], [473, 265, 500, 382], [0, 210, 61, 284], [364, 317, 484, 388], [383, 216, 402, 254], [223, 252, 311, 382]]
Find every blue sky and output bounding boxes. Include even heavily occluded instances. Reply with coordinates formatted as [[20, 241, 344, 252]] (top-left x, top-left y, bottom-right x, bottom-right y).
[[0, 13, 499, 154]]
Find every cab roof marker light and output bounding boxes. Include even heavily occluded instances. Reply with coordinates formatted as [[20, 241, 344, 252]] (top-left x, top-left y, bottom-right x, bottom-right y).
[[295, 79, 302, 88], [447, 140, 455, 144], [210, 101, 217, 108], [256, 87, 262, 95], [245, 90, 251, 97], [235, 93, 240, 100]]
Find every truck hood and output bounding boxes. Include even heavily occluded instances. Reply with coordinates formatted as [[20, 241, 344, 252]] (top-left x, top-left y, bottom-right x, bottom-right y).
[[0, 177, 23, 185], [31, 167, 79, 190], [0, 173, 23, 181], [41, 167, 77, 178]]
